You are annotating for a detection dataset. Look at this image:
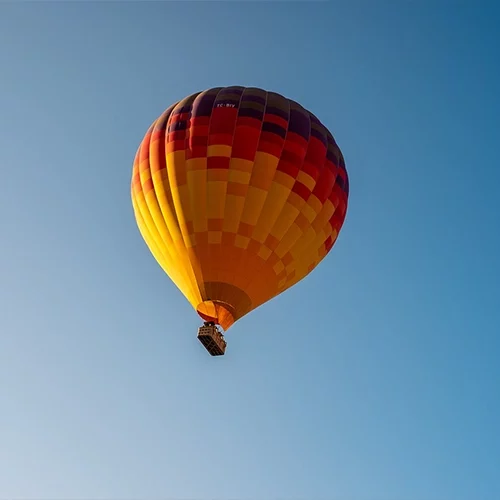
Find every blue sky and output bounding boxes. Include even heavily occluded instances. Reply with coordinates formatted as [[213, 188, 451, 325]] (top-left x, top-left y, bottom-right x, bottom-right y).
[[1, 2, 499, 499]]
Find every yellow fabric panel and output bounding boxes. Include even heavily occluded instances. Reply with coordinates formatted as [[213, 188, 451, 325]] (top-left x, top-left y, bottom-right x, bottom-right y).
[[270, 202, 300, 243], [207, 181, 227, 219], [166, 151, 188, 187], [186, 168, 208, 233], [133, 190, 199, 306], [133, 197, 175, 281], [229, 157, 254, 173], [273, 261, 285, 274], [274, 223, 303, 259], [296, 170, 316, 191], [239, 152, 279, 228], [149, 127, 204, 303], [208, 145, 232, 157], [235, 235, 250, 248], [240, 186, 268, 227], [308, 195, 323, 217], [145, 190, 200, 305], [257, 245, 273, 261], [223, 194, 246, 233], [274, 170, 296, 189], [248, 152, 279, 190], [251, 180, 292, 243], [288, 228, 339, 293], [277, 198, 337, 293], [151, 170, 190, 243], [186, 158, 207, 171], [220, 158, 253, 234], [228, 169, 251, 184], [299, 225, 333, 273], [287, 191, 305, 211], [138, 163, 151, 183], [290, 225, 317, 261], [149, 151, 183, 245], [265, 184, 322, 285], [166, 173, 189, 240], [310, 199, 335, 233], [177, 185, 193, 225], [302, 202, 318, 223]]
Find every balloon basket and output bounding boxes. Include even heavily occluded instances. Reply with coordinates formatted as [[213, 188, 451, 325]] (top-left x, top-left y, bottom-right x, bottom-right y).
[[197, 322, 227, 356]]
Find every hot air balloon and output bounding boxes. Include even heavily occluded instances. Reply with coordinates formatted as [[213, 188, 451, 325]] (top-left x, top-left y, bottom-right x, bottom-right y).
[[131, 86, 349, 356]]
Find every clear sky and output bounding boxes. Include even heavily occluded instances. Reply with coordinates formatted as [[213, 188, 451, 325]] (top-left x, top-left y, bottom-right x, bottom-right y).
[[1, 2, 499, 499]]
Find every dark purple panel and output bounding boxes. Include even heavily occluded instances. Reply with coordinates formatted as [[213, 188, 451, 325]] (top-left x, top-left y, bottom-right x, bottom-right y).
[[238, 107, 265, 120], [167, 120, 188, 132], [310, 126, 328, 146], [265, 106, 289, 121], [262, 121, 287, 139], [241, 93, 267, 105], [288, 108, 311, 140], [191, 89, 222, 117], [214, 86, 244, 107]]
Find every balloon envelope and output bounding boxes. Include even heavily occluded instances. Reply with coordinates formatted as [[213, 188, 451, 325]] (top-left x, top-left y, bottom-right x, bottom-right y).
[[131, 86, 349, 330]]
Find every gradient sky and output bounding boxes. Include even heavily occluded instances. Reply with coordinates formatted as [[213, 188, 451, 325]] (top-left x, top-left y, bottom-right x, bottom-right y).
[[1, 2, 499, 500]]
